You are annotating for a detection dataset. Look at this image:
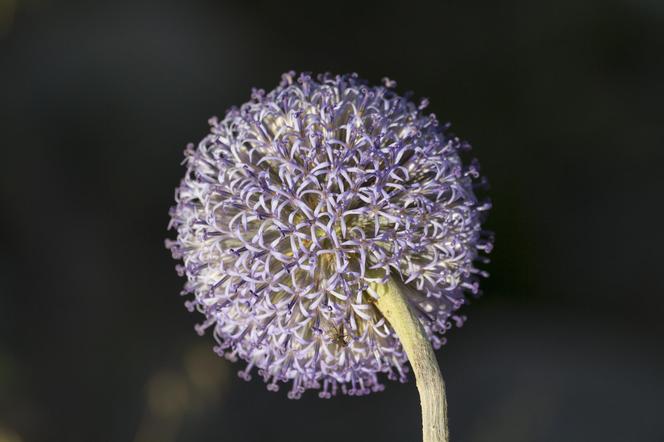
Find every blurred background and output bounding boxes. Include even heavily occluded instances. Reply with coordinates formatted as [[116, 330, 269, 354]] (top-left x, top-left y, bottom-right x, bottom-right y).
[[1, 0, 663, 441]]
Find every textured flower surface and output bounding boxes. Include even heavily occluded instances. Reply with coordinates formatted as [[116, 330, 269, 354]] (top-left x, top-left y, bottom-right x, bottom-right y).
[[166, 72, 492, 399]]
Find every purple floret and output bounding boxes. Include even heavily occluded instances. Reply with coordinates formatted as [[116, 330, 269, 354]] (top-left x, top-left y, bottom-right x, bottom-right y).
[[167, 72, 492, 399]]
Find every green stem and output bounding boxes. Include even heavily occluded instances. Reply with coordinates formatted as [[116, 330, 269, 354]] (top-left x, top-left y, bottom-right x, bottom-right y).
[[372, 278, 449, 442]]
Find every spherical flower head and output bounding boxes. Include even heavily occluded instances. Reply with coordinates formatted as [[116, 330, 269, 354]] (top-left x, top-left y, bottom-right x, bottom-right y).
[[166, 72, 492, 399]]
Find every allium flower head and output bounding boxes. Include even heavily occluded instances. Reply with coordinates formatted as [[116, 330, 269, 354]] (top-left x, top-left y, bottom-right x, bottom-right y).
[[166, 72, 492, 399]]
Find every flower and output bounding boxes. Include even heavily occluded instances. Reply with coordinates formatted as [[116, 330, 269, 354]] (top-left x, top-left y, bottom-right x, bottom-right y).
[[166, 72, 492, 399]]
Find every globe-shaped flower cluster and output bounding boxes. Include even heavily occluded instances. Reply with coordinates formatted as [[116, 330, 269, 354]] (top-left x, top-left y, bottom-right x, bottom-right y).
[[166, 72, 492, 399]]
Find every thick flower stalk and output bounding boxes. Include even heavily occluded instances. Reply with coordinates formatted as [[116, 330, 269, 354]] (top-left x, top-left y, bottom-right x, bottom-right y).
[[166, 72, 492, 403]]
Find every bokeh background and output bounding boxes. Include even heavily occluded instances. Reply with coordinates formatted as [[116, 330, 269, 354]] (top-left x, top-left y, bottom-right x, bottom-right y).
[[1, 0, 663, 441]]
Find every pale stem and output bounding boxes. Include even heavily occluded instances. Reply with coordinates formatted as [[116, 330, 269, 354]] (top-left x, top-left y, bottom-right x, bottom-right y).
[[372, 278, 449, 442]]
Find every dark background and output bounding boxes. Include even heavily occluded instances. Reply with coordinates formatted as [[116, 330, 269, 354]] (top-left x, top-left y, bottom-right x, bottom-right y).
[[1, 0, 663, 441]]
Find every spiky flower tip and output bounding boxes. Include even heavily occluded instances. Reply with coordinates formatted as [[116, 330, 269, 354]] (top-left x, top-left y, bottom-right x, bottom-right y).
[[166, 72, 492, 399]]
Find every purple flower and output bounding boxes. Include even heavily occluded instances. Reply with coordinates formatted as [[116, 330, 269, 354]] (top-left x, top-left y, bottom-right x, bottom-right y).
[[166, 72, 492, 399]]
